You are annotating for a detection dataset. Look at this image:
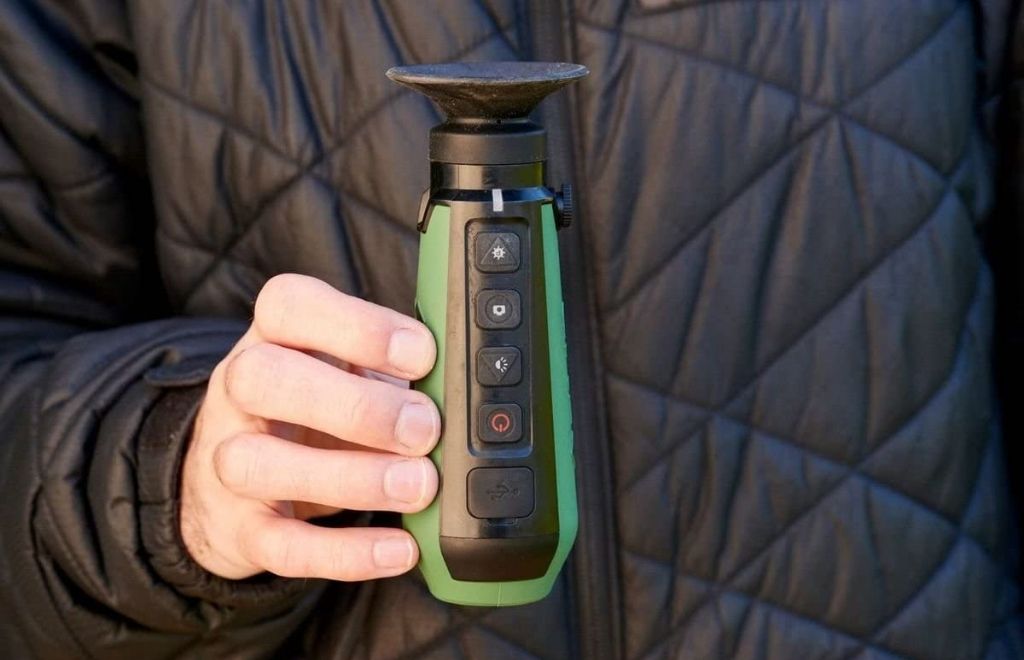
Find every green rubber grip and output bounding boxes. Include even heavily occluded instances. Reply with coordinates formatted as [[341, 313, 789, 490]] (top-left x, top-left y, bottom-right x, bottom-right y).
[[404, 202, 577, 607]]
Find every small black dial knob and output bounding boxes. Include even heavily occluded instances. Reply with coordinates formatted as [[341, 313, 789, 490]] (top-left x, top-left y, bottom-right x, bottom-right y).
[[555, 183, 574, 229]]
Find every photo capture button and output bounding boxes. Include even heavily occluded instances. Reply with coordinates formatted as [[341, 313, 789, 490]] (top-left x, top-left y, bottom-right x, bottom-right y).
[[478, 402, 523, 443], [467, 467, 534, 519], [476, 289, 521, 329], [475, 232, 520, 273], [476, 346, 522, 386]]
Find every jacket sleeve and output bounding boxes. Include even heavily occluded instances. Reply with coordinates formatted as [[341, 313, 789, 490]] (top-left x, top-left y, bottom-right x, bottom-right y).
[[0, 2, 321, 657]]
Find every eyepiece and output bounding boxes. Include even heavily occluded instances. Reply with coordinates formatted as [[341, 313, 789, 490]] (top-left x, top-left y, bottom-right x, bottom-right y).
[[386, 61, 588, 122]]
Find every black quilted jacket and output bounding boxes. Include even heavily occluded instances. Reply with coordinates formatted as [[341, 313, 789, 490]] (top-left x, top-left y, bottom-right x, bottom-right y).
[[2, 1, 1023, 658]]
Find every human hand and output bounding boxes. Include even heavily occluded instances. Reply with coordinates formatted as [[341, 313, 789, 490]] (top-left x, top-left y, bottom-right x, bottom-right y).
[[180, 274, 440, 581]]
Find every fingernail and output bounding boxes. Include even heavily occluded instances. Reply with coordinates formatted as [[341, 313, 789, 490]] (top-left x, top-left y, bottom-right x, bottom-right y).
[[384, 459, 428, 504], [373, 537, 415, 569], [395, 402, 438, 453], [387, 328, 432, 376]]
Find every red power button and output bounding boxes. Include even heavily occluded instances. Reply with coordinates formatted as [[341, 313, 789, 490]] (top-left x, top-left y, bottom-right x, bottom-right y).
[[478, 403, 522, 443]]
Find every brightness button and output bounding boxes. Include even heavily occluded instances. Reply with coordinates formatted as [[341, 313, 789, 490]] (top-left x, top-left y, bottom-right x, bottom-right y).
[[476, 232, 521, 273]]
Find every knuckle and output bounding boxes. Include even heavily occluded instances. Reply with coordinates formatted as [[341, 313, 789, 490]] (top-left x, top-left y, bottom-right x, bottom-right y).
[[327, 542, 353, 580], [287, 461, 315, 501], [270, 539, 299, 576], [331, 459, 365, 507], [213, 435, 262, 493], [235, 525, 262, 567], [341, 386, 374, 432], [254, 274, 309, 337], [247, 527, 298, 576], [224, 343, 280, 410], [252, 532, 288, 574]]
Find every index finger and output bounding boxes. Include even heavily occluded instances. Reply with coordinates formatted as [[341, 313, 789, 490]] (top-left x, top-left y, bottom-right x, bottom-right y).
[[253, 274, 435, 380]]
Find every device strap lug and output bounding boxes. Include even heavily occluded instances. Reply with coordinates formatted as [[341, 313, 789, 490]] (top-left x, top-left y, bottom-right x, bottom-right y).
[[417, 188, 433, 233]]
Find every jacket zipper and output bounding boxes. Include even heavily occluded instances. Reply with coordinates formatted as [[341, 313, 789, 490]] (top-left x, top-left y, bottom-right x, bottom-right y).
[[525, 2, 623, 658]]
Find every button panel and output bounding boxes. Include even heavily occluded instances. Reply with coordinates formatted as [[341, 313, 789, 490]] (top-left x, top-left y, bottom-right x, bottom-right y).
[[465, 218, 532, 519], [467, 467, 535, 519]]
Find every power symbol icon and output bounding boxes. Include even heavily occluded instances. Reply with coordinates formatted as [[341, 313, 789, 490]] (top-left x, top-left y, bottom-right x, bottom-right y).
[[479, 403, 522, 443], [489, 412, 512, 434]]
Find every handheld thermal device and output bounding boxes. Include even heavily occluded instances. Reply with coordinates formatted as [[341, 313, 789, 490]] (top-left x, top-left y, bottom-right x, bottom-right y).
[[387, 61, 587, 606]]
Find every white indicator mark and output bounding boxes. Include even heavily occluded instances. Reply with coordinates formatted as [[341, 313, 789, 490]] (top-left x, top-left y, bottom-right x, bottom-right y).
[[492, 188, 504, 212]]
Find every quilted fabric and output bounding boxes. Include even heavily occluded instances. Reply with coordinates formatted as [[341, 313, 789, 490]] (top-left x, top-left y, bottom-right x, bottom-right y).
[[582, 2, 1019, 657], [0, 0, 1021, 658]]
